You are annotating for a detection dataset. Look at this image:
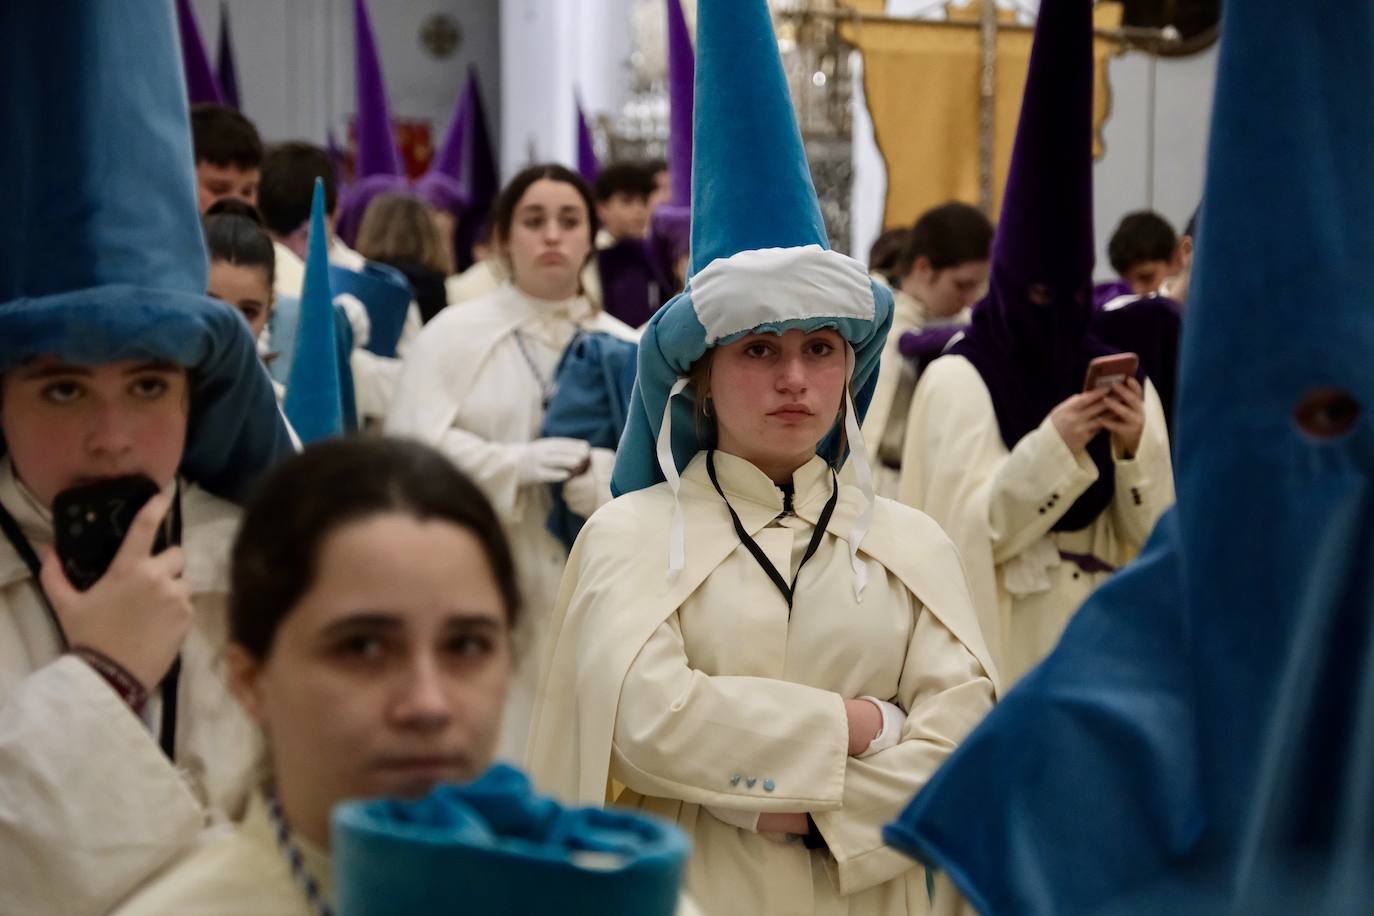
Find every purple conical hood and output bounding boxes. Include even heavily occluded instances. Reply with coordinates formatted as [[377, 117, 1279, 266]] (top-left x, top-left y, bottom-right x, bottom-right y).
[[455, 73, 498, 216], [176, 0, 224, 105], [216, 1, 241, 110], [948, 0, 1118, 533], [353, 0, 403, 178], [429, 69, 477, 182], [992, 0, 1095, 301], [665, 0, 694, 207], [577, 99, 600, 184]]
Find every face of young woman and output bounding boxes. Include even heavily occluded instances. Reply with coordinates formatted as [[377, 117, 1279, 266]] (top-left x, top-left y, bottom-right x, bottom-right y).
[[708, 327, 848, 482], [208, 260, 274, 340], [0, 359, 190, 507], [499, 178, 593, 301], [231, 512, 513, 850]]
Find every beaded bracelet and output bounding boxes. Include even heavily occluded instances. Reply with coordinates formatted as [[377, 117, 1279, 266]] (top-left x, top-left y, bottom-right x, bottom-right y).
[[70, 646, 149, 712]]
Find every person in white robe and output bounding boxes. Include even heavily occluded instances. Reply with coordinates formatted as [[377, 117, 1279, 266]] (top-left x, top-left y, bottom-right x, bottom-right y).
[[0, 2, 295, 911], [896, 0, 1174, 686], [526, 3, 997, 913], [862, 203, 992, 498], [386, 164, 636, 761]]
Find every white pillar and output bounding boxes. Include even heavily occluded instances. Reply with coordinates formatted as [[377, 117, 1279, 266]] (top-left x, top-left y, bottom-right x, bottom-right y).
[[500, 0, 579, 178], [575, 0, 637, 130]]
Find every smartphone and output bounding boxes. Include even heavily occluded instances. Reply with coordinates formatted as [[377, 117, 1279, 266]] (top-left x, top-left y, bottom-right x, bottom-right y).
[[1083, 353, 1140, 392], [53, 475, 171, 591]]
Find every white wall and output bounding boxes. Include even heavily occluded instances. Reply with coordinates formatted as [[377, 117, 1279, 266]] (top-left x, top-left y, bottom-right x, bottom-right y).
[[497, 0, 637, 180], [189, 0, 501, 151]]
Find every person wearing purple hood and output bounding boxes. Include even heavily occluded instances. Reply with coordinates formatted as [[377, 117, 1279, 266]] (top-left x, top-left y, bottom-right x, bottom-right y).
[[896, 0, 1175, 685]]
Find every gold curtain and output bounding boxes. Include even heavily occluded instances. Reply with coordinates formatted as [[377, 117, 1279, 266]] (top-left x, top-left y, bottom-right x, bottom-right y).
[[841, 1, 1123, 229]]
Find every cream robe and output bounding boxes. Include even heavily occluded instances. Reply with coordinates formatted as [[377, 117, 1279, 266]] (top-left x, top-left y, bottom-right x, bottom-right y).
[[528, 452, 997, 916], [0, 464, 261, 916], [897, 354, 1174, 683], [444, 259, 505, 307], [862, 289, 926, 500], [385, 282, 636, 761], [114, 792, 329, 916]]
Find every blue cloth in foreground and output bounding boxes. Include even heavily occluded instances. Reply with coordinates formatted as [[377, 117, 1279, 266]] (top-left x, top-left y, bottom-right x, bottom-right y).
[[542, 332, 639, 550], [332, 764, 689, 916], [885, 0, 1374, 912]]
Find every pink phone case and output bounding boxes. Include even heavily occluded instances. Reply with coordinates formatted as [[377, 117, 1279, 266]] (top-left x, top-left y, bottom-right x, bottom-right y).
[[1084, 353, 1139, 391]]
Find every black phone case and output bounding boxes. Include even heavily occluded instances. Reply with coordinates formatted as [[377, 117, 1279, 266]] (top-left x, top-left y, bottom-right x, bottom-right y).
[[52, 476, 164, 592]]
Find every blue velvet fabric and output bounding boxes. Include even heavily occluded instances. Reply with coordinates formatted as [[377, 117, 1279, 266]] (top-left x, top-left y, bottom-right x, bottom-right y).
[[332, 765, 689, 916], [610, 0, 891, 498], [328, 262, 413, 359], [0, 0, 292, 504], [885, 0, 1374, 911], [542, 332, 639, 550]]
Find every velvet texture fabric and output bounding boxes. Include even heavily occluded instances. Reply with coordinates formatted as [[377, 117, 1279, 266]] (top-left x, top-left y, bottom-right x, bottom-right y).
[[945, 0, 1123, 532]]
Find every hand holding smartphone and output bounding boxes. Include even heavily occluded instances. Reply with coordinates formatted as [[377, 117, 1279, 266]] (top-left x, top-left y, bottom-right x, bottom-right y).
[[53, 475, 172, 591], [41, 476, 191, 692]]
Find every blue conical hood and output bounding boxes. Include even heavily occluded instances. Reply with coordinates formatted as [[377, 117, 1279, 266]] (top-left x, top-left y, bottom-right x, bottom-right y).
[[688, 0, 826, 275], [612, 0, 888, 510], [882, 0, 1374, 911], [284, 180, 346, 444], [0, 0, 290, 503]]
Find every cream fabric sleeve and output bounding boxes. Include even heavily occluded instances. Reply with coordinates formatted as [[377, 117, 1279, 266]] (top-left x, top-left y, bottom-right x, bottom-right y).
[[986, 415, 1101, 564], [0, 657, 204, 916], [611, 615, 851, 813], [1108, 379, 1176, 551], [387, 320, 527, 518], [435, 428, 527, 518], [810, 609, 995, 896], [898, 357, 1099, 564]]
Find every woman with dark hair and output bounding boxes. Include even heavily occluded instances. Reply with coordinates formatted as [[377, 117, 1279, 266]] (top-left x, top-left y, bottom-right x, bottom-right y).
[[204, 199, 277, 343], [116, 438, 521, 914], [386, 163, 637, 761]]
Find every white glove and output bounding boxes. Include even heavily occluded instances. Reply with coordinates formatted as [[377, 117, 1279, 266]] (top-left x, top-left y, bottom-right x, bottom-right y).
[[333, 292, 372, 349], [516, 437, 591, 485], [562, 447, 616, 518]]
